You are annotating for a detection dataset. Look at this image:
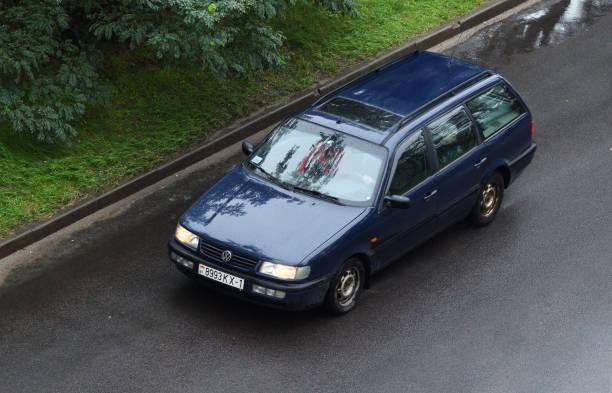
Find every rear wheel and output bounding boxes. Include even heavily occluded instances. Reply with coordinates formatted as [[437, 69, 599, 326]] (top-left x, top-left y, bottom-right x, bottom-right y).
[[469, 172, 504, 227], [324, 258, 365, 315]]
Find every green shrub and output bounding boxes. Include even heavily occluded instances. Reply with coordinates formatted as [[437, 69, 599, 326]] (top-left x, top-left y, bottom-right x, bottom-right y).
[[0, 0, 358, 143]]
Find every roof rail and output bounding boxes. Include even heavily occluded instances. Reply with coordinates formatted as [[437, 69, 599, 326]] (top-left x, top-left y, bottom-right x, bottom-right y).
[[307, 51, 422, 110], [390, 70, 493, 133]]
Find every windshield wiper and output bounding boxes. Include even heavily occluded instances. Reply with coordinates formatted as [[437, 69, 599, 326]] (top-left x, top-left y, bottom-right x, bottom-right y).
[[291, 185, 344, 205], [248, 162, 344, 205], [247, 162, 292, 190]]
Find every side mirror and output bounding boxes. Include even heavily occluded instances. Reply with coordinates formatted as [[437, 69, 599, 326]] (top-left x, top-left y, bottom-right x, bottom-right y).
[[242, 141, 254, 156], [384, 194, 411, 208]]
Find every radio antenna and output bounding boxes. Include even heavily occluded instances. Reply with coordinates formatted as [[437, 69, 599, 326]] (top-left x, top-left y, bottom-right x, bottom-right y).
[[448, 21, 465, 66]]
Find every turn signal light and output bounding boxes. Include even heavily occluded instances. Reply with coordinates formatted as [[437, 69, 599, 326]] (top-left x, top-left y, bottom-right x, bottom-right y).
[[252, 285, 286, 299], [170, 251, 194, 270]]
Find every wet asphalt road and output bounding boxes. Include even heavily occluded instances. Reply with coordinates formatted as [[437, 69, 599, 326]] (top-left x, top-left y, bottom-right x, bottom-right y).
[[1, 1, 611, 392]]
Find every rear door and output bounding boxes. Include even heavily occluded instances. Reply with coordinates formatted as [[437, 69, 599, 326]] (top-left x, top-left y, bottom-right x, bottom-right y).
[[465, 82, 530, 179], [426, 105, 484, 226]]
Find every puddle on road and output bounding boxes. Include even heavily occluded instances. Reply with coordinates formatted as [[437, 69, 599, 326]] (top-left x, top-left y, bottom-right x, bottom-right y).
[[448, 0, 612, 67]]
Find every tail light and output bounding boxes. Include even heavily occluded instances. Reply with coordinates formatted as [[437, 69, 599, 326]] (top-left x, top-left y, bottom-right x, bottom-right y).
[[530, 121, 535, 139]]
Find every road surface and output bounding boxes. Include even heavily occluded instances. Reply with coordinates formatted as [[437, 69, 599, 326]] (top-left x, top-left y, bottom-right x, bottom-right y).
[[1, 0, 611, 391]]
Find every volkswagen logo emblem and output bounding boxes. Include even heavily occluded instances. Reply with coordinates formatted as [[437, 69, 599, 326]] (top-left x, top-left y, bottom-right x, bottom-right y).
[[221, 250, 232, 262]]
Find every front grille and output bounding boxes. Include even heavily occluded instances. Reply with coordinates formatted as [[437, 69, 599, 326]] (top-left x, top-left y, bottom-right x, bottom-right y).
[[200, 240, 259, 270]]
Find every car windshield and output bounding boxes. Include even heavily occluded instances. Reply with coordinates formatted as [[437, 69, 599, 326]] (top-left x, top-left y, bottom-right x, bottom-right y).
[[246, 118, 386, 206]]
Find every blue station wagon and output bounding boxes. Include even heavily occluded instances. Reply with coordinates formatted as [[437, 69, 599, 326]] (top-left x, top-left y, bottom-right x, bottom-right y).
[[168, 51, 537, 314]]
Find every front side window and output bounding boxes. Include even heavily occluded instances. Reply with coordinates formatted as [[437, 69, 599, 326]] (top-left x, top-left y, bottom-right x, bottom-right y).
[[247, 119, 387, 206], [466, 83, 526, 139], [387, 131, 431, 195], [429, 107, 477, 169]]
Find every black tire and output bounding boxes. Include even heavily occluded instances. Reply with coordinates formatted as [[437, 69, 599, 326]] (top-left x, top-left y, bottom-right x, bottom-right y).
[[469, 171, 504, 227], [324, 258, 365, 315]]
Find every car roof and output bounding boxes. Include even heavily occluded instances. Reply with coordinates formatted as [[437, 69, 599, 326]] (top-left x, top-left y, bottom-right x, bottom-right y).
[[299, 51, 490, 144]]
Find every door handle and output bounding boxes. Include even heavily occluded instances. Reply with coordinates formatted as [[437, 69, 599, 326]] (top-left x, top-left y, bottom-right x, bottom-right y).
[[474, 157, 487, 168], [424, 189, 438, 201]]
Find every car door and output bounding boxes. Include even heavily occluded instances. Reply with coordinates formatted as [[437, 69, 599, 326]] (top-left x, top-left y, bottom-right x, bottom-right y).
[[465, 82, 530, 179], [369, 130, 439, 269], [426, 105, 484, 226]]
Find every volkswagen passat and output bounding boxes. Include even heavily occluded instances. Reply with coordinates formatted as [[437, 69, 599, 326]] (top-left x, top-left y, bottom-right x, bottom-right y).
[[168, 51, 536, 314]]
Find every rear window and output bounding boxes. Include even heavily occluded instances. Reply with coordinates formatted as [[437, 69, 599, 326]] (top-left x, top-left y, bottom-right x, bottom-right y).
[[319, 97, 402, 131], [466, 84, 526, 139]]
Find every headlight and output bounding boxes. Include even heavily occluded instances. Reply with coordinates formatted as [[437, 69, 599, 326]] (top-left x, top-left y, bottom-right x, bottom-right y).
[[259, 262, 310, 280], [175, 224, 199, 249]]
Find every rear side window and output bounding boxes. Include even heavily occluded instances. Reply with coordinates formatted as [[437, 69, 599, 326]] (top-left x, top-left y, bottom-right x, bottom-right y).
[[388, 131, 431, 195], [466, 84, 526, 139], [429, 107, 477, 169]]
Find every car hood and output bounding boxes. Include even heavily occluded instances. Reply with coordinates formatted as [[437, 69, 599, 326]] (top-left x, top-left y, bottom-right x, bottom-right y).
[[181, 165, 367, 265]]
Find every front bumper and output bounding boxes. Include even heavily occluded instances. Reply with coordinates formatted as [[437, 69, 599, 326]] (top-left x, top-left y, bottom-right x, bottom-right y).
[[167, 238, 332, 311]]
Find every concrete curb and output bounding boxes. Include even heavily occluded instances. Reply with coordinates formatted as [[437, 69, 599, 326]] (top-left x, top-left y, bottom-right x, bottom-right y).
[[0, 0, 532, 259]]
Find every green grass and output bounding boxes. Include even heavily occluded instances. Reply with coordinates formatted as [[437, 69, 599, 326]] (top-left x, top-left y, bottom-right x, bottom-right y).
[[0, 0, 490, 239]]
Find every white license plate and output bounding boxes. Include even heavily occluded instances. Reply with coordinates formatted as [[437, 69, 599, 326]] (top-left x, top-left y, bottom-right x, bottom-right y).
[[198, 264, 244, 290]]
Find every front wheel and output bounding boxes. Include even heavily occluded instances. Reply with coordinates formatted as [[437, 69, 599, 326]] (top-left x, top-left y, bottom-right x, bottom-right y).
[[469, 172, 504, 227], [324, 258, 365, 315]]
